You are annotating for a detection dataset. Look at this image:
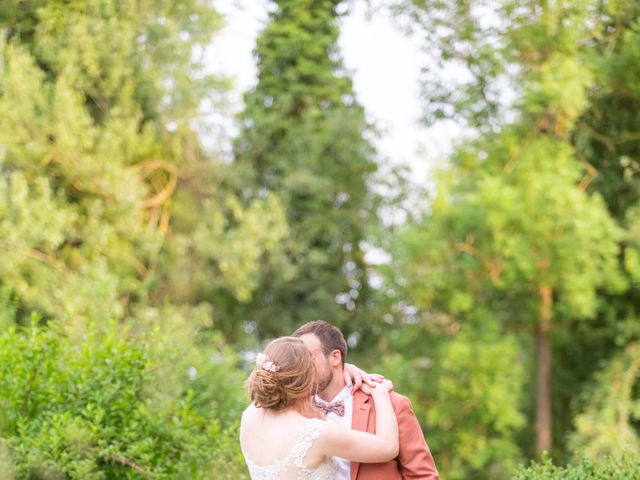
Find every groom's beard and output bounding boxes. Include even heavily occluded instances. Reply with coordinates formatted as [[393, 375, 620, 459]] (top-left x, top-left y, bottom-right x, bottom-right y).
[[316, 370, 333, 394]]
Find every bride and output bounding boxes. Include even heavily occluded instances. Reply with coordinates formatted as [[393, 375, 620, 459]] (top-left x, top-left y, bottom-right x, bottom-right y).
[[240, 336, 398, 480]]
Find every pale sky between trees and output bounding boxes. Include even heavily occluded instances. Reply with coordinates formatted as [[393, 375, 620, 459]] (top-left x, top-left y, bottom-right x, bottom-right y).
[[204, 0, 461, 186]]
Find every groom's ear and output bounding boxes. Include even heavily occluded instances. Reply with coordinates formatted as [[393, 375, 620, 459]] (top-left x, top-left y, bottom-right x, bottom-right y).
[[329, 349, 342, 367]]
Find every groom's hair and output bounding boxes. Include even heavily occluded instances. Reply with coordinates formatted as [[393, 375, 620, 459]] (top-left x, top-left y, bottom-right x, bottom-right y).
[[292, 320, 347, 365]]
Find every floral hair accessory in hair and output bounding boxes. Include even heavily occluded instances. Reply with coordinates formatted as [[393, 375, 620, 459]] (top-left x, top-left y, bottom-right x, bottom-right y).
[[256, 352, 280, 373]]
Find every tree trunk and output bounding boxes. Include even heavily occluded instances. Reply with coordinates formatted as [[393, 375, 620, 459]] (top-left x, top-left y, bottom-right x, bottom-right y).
[[535, 286, 553, 456]]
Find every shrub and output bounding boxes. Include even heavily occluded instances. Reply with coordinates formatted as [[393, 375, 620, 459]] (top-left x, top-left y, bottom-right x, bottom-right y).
[[0, 318, 249, 479], [514, 454, 640, 480]]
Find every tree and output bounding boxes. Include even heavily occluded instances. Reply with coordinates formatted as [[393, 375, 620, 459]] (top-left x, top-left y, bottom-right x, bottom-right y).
[[232, 0, 380, 337], [387, 0, 628, 463], [393, 129, 622, 455], [0, 0, 286, 337]]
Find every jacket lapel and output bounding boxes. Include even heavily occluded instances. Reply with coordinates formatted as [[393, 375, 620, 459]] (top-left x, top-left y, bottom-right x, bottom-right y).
[[350, 391, 371, 480]]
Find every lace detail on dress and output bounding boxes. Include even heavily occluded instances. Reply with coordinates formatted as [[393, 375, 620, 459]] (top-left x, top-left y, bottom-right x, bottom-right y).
[[242, 418, 338, 480]]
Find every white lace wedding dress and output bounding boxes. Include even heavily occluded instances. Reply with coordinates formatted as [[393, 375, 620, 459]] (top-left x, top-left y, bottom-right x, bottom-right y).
[[241, 417, 338, 480]]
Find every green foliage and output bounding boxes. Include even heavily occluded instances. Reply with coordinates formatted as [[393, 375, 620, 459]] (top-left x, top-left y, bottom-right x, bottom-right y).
[[514, 454, 640, 480], [158, 191, 288, 334], [572, 9, 640, 391], [0, 1, 193, 324], [2, 0, 640, 477], [374, 321, 527, 480], [0, 1, 284, 475], [208, 420, 250, 480], [385, 127, 622, 473], [0, 438, 12, 480], [0, 318, 248, 479], [232, 0, 380, 337], [426, 327, 526, 478], [569, 342, 640, 458], [404, 132, 622, 319], [383, 0, 637, 474], [0, 0, 288, 344], [0, 286, 18, 332]]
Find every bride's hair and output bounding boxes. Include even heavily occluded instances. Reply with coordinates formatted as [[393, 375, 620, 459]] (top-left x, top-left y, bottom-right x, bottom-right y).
[[248, 336, 316, 411]]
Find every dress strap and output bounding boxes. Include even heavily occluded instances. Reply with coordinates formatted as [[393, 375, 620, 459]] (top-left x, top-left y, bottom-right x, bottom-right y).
[[289, 418, 326, 468]]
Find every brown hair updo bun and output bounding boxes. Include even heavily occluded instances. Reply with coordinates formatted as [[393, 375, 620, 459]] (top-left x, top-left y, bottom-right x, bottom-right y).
[[248, 336, 316, 411]]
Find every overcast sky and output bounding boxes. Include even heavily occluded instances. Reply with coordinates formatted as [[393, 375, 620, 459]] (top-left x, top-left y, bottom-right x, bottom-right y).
[[204, 0, 459, 185]]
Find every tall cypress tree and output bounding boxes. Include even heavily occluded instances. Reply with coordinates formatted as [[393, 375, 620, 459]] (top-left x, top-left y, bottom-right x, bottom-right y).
[[233, 0, 379, 336]]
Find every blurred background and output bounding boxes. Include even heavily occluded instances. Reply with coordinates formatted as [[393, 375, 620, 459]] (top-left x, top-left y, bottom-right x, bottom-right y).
[[0, 0, 639, 478]]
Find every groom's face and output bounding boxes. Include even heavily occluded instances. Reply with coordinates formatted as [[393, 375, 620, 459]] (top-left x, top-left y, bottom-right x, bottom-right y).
[[299, 333, 334, 394]]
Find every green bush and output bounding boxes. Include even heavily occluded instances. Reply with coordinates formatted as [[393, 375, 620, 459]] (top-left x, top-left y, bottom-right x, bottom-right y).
[[514, 454, 640, 479], [0, 318, 249, 479]]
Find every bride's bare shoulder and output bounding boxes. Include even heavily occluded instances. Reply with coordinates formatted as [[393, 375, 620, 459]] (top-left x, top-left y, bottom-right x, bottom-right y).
[[242, 403, 259, 422]]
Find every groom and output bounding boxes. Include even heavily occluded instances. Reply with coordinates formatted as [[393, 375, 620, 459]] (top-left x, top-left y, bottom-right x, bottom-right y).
[[293, 320, 439, 480]]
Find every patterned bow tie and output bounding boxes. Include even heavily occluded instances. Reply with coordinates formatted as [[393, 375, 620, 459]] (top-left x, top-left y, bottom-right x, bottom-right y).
[[314, 399, 345, 417]]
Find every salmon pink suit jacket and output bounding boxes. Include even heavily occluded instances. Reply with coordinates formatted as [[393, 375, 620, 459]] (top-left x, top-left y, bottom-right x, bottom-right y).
[[350, 390, 440, 480]]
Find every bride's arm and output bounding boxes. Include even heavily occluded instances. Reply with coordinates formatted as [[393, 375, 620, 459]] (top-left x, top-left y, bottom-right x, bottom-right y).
[[316, 381, 399, 463]]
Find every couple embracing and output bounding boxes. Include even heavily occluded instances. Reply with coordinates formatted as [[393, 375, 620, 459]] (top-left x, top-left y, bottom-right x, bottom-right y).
[[240, 320, 439, 480]]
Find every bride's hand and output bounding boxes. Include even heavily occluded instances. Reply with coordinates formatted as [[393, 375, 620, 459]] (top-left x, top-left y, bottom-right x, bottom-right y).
[[379, 379, 394, 392], [359, 379, 394, 396], [343, 363, 385, 394]]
